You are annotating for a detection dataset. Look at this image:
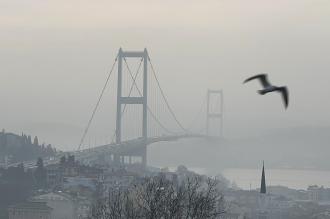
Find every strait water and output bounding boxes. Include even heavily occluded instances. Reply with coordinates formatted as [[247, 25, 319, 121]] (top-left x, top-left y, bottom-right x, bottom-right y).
[[222, 168, 330, 190]]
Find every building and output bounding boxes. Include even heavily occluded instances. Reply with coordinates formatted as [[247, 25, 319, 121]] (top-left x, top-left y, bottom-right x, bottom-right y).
[[32, 192, 77, 219], [46, 164, 63, 188], [307, 185, 330, 203], [103, 169, 137, 194], [220, 212, 245, 219], [158, 170, 179, 185], [8, 202, 52, 219]]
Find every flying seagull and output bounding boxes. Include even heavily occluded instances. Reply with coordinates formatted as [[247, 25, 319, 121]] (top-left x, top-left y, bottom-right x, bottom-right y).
[[243, 74, 289, 109]]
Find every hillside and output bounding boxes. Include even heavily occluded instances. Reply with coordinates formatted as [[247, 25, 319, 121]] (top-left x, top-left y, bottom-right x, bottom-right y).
[[0, 130, 56, 164]]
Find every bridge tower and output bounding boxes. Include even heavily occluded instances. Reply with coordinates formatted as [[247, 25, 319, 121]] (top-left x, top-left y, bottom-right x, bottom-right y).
[[115, 48, 148, 167], [206, 89, 224, 137]]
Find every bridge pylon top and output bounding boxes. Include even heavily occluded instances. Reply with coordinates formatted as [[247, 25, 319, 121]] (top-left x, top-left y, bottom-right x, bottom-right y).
[[206, 89, 224, 138], [118, 48, 148, 58], [116, 48, 148, 146]]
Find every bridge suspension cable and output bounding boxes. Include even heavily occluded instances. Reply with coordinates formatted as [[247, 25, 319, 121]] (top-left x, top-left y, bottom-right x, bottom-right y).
[[122, 58, 175, 135], [110, 58, 145, 143], [78, 50, 198, 150], [147, 56, 188, 133], [77, 56, 118, 151], [186, 94, 207, 133]]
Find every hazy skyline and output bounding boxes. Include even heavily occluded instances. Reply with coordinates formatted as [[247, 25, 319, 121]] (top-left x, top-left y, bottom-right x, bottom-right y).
[[1, 0, 330, 150]]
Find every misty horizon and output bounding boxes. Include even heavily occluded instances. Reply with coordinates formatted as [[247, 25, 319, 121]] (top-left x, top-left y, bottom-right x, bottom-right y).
[[1, 1, 330, 152]]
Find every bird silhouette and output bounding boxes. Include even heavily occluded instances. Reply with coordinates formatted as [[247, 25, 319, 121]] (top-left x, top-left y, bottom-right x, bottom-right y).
[[243, 74, 289, 109]]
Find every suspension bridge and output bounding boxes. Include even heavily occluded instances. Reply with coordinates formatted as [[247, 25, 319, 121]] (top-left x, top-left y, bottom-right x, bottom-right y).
[[52, 48, 224, 168]]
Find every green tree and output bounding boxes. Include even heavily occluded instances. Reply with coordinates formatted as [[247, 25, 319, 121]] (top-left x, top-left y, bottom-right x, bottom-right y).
[[68, 155, 75, 166], [27, 135, 32, 145], [34, 157, 46, 188], [33, 136, 39, 146], [37, 157, 44, 169], [60, 156, 66, 166]]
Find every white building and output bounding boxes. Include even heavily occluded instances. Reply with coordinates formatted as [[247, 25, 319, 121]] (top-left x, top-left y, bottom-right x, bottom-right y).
[[8, 202, 52, 219], [32, 192, 77, 219]]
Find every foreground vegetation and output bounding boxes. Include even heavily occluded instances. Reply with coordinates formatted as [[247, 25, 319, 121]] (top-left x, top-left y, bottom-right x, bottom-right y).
[[89, 176, 225, 219]]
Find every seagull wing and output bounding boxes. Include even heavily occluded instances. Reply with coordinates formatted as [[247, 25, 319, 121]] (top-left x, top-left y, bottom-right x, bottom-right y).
[[276, 87, 289, 109], [243, 74, 271, 88]]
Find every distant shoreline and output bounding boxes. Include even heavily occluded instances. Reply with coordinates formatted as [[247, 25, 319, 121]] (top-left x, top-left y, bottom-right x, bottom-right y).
[[222, 168, 330, 190]]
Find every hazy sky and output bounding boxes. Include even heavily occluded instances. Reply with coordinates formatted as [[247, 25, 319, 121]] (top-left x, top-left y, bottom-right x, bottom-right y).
[[1, 0, 330, 150]]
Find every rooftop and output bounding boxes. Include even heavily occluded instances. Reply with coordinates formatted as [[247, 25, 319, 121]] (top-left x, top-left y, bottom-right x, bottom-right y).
[[32, 192, 73, 202], [8, 202, 52, 212]]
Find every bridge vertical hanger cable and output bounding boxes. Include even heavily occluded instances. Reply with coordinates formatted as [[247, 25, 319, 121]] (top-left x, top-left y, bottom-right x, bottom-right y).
[[123, 59, 143, 108], [77, 56, 118, 151], [187, 94, 207, 133], [155, 83, 160, 136], [147, 56, 188, 133], [221, 91, 225, 137], [123, 58, 175, 135], [110, 58, 144, 143], [149, 71, 158, 137]]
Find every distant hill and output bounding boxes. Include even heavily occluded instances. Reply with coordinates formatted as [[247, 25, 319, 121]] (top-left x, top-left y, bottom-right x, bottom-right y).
[[148, 126, 330, 172], [220, 126, 330, 169], [0, 130, 56, 163]]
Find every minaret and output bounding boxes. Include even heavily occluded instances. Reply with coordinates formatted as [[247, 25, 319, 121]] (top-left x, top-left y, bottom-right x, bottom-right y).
[[260, 161, 266, 194], [257, 161, 268, 219]]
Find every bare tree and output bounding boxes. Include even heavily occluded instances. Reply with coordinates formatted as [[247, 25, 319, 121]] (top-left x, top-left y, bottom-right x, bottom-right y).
[[89, 188, 140, 219], [88, 175, 225, 219]]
